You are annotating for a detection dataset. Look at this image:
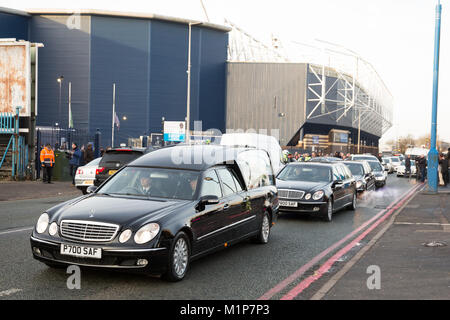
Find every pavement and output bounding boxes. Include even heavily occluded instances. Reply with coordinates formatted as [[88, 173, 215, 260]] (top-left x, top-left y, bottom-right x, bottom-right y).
[[321, 185, 450, 300], [0, 180, 81, 201]]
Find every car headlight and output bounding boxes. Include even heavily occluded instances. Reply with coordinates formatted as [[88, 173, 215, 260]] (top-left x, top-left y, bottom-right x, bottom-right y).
[[312, 190, 324, 201], [356, 181, 363, 189], [304, 193, 311, 200], [49, 222, 58, 236], [134, 223, 160, 244], [36, 213, 49, 234], [119, 229, 132, 243]]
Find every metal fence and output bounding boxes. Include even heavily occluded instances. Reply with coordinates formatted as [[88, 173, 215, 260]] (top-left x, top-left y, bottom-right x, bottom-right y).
[[36, 127, 95, 151]]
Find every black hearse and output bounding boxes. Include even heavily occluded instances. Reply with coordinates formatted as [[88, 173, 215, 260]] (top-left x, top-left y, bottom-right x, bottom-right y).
[[30, 145, 278, 281], [276, 162, 357, 221]]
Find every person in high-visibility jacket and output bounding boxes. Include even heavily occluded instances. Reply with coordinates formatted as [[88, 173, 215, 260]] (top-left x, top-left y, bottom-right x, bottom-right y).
[[40, 144, 55, 184]]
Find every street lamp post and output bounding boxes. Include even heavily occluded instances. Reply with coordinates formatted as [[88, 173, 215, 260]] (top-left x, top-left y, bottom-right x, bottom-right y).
[[186, 22, 202, 145], [428, 0, 442, 193], [57, 75, 64, 129]]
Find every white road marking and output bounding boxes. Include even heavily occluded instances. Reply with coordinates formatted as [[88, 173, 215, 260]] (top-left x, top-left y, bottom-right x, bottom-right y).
[[395, 222, 450, 226], [0, 226, 34, 236], [0, 288, 22, 297]]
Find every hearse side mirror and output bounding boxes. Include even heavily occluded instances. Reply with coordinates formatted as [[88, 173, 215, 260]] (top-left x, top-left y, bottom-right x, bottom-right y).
[[196, 195, 220, 211], [87, 185, 98, 194]]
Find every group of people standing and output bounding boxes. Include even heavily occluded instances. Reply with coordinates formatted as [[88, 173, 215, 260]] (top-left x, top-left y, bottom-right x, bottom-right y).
[[282, 150, 352, 163], [39, 142, 95, 184], [401, 150, 449, 186]]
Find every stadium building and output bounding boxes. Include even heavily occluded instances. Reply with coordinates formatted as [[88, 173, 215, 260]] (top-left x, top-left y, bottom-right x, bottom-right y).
[[0, 7, 229, 147]]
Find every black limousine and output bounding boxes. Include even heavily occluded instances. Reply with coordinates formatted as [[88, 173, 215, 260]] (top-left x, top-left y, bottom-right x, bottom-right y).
[[276, 162, 357, 221], [30, 145, 279, 281]]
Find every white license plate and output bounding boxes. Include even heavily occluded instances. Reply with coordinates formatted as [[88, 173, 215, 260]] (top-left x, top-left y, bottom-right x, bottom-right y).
[[279, 200, 297, 207], [60, 244, 102, 259]]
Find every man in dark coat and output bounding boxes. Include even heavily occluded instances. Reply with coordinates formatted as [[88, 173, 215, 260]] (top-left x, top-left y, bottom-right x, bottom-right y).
[[68, 143, 83, 185], [84, 143, 95, 164], [417, 155, 427, 183], [405, 155, 411, 178], [442, 148, 450, 186]]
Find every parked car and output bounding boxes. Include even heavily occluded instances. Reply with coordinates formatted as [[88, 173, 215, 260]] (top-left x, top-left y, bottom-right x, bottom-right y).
[[367, 160, 387, 188], [382, 157, 394, 173], [94, 147, 149, 187], [75, 157, 102, 194], [30, 145, 278, 281], [396, 159, 417, 177], [342, 161, 375, 192], [276, 162, 356, 222], [388, 156, 402, 172]]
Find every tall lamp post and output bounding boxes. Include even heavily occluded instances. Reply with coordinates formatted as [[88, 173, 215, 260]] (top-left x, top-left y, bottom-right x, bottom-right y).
[[186, 21, 202, 145], [57, 76, 64, 126], [428, 0, 442, 193]]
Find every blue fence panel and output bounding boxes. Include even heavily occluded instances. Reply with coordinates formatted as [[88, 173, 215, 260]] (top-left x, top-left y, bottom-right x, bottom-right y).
[[0, 113, 15, 134]]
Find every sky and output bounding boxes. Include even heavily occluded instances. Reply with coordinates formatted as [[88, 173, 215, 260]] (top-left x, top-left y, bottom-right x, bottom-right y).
[[3, 0, 450, 144]]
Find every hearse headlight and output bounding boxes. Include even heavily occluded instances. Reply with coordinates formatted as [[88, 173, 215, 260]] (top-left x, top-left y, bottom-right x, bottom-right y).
[[134, 223, 160, 244], [304, 193, 311, 200], [36, 213, 49, 234], [119, 229, 132, 243], [312, 190, 324, 201], [356, 181, 363, 189], [49, 222, 58, 236]]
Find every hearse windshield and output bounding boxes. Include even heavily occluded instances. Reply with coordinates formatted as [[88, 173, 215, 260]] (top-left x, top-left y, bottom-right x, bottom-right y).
[[277, 165, 331, 183], [98, 167, 200, 200]]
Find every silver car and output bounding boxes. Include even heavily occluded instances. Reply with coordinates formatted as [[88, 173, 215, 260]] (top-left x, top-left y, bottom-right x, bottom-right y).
[[75, 157, 102, 194]]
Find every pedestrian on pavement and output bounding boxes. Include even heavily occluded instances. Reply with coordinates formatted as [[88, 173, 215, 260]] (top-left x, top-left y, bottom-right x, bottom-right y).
[[444, 148, 450, 186], [84, 143, 95, 164], [418, 155, 427, 183], [438, 153, 446, 186], [68, 142, 83, 185], [40, 143, 55, 184], [405, 154, 412, 178]]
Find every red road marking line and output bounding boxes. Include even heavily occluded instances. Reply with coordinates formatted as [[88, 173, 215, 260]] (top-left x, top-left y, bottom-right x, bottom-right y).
[[258, 182, 421, 300], [280, 182, 423, 300]]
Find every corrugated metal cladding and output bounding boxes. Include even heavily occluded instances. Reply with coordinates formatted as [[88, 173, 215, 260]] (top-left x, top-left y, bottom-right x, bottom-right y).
[[1, 9, 228, 147], [89, 17, 228, 145], [30, 15, 91, 129], [0, 11, 30, 40], [226, 62, 307, 145]]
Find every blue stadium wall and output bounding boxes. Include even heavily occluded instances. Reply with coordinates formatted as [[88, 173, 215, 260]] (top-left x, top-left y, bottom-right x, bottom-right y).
[[0, 10, 30, 40], [0, 10, 228, 147]]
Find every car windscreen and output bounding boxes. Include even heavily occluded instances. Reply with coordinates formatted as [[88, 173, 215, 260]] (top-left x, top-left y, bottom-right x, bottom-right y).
[[390, 157, 400, 163], [368, 161, 383, 172], [353, 156, 376, 161], [97, 167, 200, 200], [345, 163, 364, 176], [99, 151, 143, 167], [277, 165, 331, 183]]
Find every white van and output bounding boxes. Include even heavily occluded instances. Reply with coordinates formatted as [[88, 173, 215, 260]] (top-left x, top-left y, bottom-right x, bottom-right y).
[[405, 147, 429, 160], [219, 133, 284, 173]]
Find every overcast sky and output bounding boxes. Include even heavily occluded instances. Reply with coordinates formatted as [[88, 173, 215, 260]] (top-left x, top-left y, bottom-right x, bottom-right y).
[[4, 0, 450, 144]]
